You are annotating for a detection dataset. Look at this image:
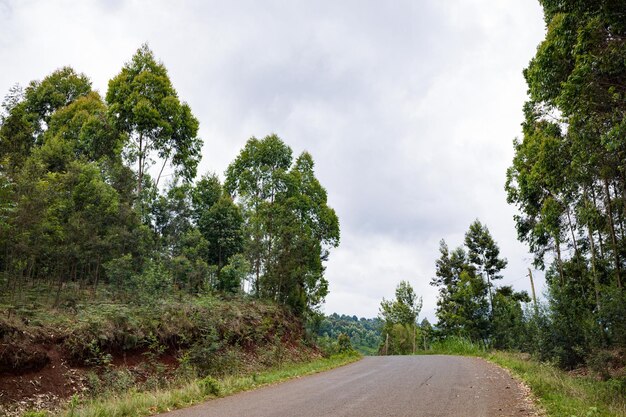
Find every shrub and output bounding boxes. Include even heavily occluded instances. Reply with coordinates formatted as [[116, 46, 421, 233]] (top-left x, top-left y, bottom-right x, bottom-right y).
[[199, 376, 221, 396], [337, 333, 353, 353]]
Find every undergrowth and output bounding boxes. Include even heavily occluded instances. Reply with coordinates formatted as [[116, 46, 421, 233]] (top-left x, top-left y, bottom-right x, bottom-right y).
[[56, 352, 360, 417]]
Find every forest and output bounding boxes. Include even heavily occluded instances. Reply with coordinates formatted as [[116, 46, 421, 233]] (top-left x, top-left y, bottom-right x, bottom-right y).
[[0, 44, 339, 317], [316, 314, 381, 355], [0, 45, 346, 415]]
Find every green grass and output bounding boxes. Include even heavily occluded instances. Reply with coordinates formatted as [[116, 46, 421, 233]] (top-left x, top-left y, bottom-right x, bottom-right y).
[[55, 352, 361, 417], [422, 336, 486, 356], [487, 351, 626, 417]]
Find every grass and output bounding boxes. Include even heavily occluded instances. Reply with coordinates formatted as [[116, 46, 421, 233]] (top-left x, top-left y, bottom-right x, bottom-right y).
[[56, 352, 361, 417], [423, 336, 486, 356], [415, 338, 625, 417], [487, 351, 626, 417]]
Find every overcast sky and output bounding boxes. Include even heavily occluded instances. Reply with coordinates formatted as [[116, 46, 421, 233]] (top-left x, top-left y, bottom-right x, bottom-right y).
[[0, 0, 547, 320]]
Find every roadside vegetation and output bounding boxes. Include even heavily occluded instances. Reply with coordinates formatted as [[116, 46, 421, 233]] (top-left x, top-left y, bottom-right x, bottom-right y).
[[57, 351, 359, 417], [0, 44, 342, 416]]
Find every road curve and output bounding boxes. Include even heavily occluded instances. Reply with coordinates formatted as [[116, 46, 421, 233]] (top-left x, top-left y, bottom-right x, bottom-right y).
[[159, 356, 537, 417]]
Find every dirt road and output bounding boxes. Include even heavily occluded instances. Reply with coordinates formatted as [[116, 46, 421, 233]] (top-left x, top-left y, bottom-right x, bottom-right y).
[[159, 355, 537, 417]]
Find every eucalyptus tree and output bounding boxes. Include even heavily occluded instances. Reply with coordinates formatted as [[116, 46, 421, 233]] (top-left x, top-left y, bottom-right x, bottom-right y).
[[269, 151, 339, 312], [225, 134, 292, 295], [464, 220, 507, 314], [506, 0, 626, 366], [0, 68, 92, 174], [106, 44, 201, 195], [225, 135, 339, 313], [431, 240, 489, 342], [379, 281, 422, 354]]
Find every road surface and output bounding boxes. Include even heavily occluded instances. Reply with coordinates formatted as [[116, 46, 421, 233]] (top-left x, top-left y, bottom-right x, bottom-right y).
[[159, 355, 537, 417]]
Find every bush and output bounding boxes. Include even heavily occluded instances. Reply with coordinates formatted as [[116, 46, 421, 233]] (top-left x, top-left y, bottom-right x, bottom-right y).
[[587, 350, 614, 380], [199, 376, 221, 396], [428, 336, 484, 355], [337, 333, 353, 353]]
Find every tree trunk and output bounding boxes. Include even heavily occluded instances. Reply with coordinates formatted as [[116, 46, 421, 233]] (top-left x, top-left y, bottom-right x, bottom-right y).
[[555, 238, 565, 285], [603, 178, 622, 288], [591, 186, 606, 258], [566, 206, 579, 256], [155, 156, 169, 188], [137, 133, 144, 196], [584, 187, 602, 311]]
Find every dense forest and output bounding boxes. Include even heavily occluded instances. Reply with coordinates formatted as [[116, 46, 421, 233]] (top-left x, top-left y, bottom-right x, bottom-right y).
[[316, 314, 381, 355], [0, 44, 339, 317]]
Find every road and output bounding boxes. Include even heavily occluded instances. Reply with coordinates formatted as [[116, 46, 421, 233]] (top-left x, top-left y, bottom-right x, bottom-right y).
[[159, 355, 537, 417]]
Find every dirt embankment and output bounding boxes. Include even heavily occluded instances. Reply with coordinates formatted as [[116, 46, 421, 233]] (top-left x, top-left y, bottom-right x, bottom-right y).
[[0, 298, 316, 416]]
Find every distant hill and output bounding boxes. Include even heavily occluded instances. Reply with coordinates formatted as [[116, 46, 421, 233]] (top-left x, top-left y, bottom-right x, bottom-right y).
[[318, 314, 382, 355]]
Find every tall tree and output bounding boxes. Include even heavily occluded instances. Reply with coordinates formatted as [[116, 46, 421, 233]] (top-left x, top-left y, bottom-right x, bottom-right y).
[[224, 134, 292, 295], [225, 136, 339, 313], [464, 220, 508, 314], [506, 0, 626, 367], [379, 281, 422, 355], [106, 44, 201, 195]]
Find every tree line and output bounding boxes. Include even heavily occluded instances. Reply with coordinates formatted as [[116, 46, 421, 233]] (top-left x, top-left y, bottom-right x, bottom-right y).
[[316, 313, 382, 355], [0, 44, 339, 316], [377, 221, 527, 355], [505, 0, 625, 368], [380, 1, 626, 369]]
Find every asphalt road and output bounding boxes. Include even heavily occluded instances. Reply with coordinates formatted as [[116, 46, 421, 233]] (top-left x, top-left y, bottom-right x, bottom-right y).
[[159, 355, 537, 417]]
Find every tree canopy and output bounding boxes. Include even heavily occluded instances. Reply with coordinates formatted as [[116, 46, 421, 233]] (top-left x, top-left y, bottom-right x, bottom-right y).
[[0, 46, 339, 319]]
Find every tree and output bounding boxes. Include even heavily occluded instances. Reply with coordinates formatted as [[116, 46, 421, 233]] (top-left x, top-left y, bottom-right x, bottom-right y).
[[106, 44, 201, 195], [379, 281, 422, 354], [430, 228, 496, 343], [225, 136, 339, 314], [464, 220, 507, 314], [0, 68, 92, 174], [191, 173, 245, 279], [491, 286, 530, 350], [506, 0, 626, 368], [199, 195, 244, 272], [225, 134, 292, 295], [267, 151, 339, 313]]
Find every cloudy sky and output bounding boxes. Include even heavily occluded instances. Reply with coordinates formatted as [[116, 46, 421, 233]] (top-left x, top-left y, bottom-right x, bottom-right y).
[[0, 0, 547, 320]]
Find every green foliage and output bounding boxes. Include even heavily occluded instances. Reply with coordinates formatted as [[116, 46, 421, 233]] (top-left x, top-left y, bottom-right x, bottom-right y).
[[491, 286, 530, 350], [488, 351, 626, 417], [198, 376, 221, 396], [505, 0, 626, 370], [225, 135, 339, 314], [431, 239, 489, 342], [0, 47, 339, 325], [379, 280, 422, 326], [316, 313, 381, 355], [431, 221, 529, 349], [21, 411, 48, 417], [427, 336, 485, 356], [379, 281, 422, 355], [336, 333, 353, 353], [218, 254, 249, 293], [106, 44, 201, 192], [0, 44, 344, 417]]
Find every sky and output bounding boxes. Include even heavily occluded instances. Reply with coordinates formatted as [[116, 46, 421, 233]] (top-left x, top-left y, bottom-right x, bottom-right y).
[[0, 0, 547, 321]]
